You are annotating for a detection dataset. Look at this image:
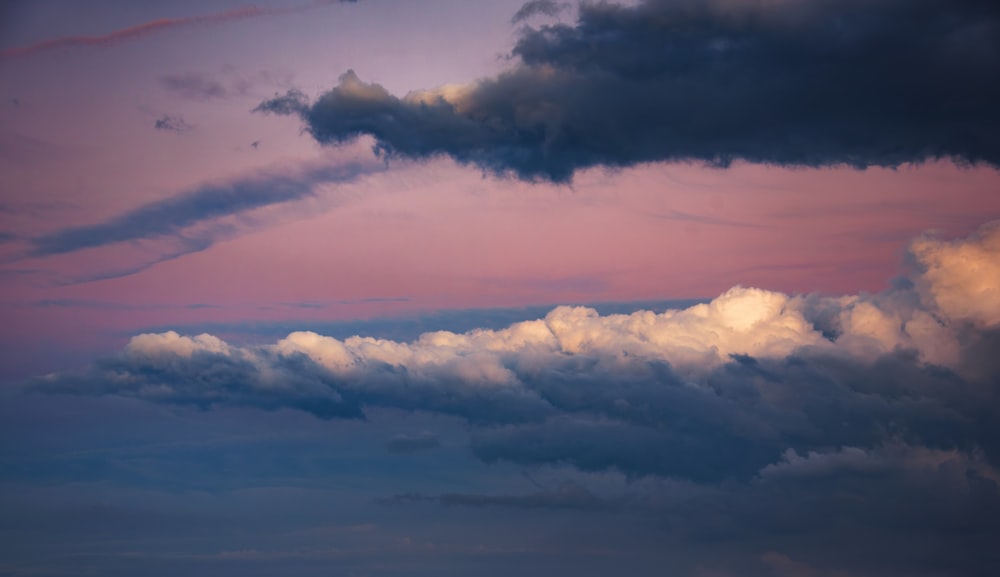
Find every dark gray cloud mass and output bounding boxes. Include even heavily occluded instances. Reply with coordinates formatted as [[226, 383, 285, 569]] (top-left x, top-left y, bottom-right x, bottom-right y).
[[258, 0, 1000, 181]]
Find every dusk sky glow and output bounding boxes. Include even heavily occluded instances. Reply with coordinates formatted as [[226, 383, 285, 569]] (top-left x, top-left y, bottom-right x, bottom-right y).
[[1, 1, 999, 576]]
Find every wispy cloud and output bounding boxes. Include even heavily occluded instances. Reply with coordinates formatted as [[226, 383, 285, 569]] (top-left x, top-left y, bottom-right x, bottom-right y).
[[30, 160, 378, 258], [511, 0, 570, 24], [31, 298, 221, 311], [645, 209, 771, 229], [0, 1, 360, 60], [154, 114, 191, 133]]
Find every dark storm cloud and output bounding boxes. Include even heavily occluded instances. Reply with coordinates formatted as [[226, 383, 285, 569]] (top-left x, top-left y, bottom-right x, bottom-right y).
[[29, 161, 375, 257], [258, 0, 1000, 182], [470, 350, 999, 481]]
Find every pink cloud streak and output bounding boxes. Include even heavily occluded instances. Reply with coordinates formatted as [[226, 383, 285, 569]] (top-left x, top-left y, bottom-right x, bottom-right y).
[[0, 1, 346, 60]]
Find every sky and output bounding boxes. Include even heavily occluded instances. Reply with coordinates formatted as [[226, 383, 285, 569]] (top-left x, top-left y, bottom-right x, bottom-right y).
[[1, 0, 999, 575]]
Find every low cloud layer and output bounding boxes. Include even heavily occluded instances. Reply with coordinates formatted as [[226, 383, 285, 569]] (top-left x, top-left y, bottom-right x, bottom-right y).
[[31, 220, 1000, 471], [258, 0, 1000, 181], [25, 220, 1000, 574]]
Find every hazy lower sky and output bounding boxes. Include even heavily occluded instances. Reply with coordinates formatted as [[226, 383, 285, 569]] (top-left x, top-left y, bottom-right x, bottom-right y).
[[2, 1, 999, 575]]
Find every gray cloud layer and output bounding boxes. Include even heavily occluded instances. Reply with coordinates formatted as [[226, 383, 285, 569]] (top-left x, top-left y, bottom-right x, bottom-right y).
[[258, 0, 1000, 181], [24, 220, 1000, 575]]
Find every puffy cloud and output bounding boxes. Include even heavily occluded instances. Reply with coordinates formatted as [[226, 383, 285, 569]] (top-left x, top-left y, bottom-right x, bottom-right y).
[[21, 220, 1000, 576], [910, 221, 1000, 327], [28, 221, 1000, 485], [258, 0, 1000, 181]]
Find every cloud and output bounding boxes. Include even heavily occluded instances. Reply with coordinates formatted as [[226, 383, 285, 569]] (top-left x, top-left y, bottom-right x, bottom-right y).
[[0, 1, 360, 60], [31, 299, 219, 311], [160, 70, 291, 102], [29, 160, 379, 258], [154, 114, 191, 133], [19, 220, 1000, 575], [258, 0, 1000, 182], [385, 432, 441, 454], [160, 73, 234, 101], [910, 221, 1000, 327], [27, 221, 1000, 483], [511, 0, 570, 24]]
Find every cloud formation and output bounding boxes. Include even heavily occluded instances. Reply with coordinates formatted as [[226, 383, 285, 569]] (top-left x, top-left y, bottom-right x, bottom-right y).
[[24, 220, 1000, 574], [29, 221, 1000, 476], [258, 0, 1000, 181], [160, 73, 234, 101], [154, 114, 191, 133], [0, 1, 359, 60], [29, 160, 379, 258], [511, 0, 570, 24]]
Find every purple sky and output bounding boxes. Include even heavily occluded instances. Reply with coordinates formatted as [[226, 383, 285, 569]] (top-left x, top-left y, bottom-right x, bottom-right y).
[[2, 1, 1000, 576], [2, 0, 998, 377]]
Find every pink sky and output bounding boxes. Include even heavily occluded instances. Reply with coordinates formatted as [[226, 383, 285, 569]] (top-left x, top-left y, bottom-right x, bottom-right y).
[[2, 0, 999, 378]]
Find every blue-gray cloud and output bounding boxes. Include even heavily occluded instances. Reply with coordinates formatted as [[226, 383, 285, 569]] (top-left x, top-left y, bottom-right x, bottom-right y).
[[258, 0, 1000, 182], [161, 72, 235, 101], [511, 0, 570, 24], [28, 221, 1000, 471], [17, 221, 1000, 576], [385, 431, 441, 454], [154, 114, 191, 133], [29, 161, 376, 257]]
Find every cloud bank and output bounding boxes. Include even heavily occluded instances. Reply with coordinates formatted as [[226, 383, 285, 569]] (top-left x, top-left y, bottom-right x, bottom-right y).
[[258, 0, 1000, 181], [25, 219, 1000, 574], [30, 221, 1000, 478]]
